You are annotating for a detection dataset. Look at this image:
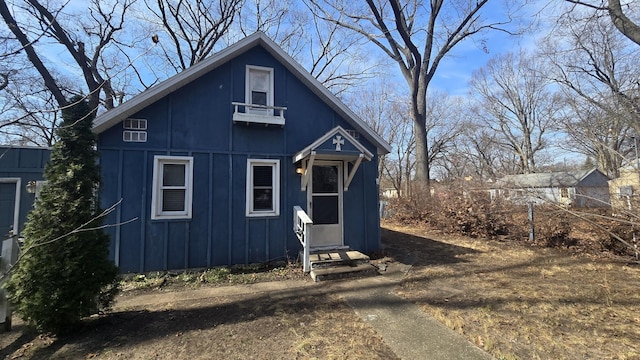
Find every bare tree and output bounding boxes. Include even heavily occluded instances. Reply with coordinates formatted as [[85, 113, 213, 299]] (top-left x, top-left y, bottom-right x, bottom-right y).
[[563, 105, 631, 177], [237, 0, 299, 43], [0, 0, 141, 146], [425, 91, 464, 179], [0, 0, 137, 112], [470, 50, 562, 174], [607, 0, 640, 45], [565, 0, 640, 46], [381, 101, 415, 196], [236, 0, 380, 95], [438, 112, 523, 181], [443, 123, 495, 180], [348, 81, 414, 195], [542, 13, 639, 176], [0, 73, 60, 145], [306, 0, 525, 185], [143, 0, 241, 73], [0, 72, 7, 91]]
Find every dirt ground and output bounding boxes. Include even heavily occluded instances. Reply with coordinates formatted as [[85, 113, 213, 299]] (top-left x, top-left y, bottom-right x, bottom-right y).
[[0, 269, 398, 359], [2, 223, 640, 359]]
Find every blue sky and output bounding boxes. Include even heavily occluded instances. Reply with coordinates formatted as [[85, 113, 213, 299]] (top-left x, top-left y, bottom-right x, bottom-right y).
[[28, 0, 546, 99], [428, 2, 547, 96]]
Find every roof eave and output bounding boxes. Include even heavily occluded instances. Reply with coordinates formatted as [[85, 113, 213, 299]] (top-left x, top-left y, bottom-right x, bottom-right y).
[[256, 36, 391, 155], [93, 32, 266, 134]]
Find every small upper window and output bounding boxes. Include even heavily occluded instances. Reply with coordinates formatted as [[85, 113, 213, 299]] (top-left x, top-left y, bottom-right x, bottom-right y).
[[246, 65, 274, 115], [123, 118, 147, 130], [123, 118, 147, 142], [151, 156, 193, 220], [123, 131, 147, 142], [346, 129, 360, 139], [246, 159, 280, 217]]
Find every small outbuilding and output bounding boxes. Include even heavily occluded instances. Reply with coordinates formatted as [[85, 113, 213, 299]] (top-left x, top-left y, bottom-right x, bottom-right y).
[[608, 163, 640, 212], [490, 168, 610, 208], [0, 146, 50, 237]]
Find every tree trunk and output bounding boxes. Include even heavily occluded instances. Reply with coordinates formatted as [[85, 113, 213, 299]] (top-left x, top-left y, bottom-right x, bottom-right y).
[[413, 114, 430, 185], [608, 0, 640, 46], [0, 0, 67, 108]]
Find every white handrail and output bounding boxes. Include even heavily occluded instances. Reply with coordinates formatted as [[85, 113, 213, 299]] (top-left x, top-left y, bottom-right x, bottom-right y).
[[293, 206, 313, 273]]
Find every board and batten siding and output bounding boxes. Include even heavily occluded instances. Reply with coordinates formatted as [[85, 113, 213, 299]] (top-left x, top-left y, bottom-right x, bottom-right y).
[[98, 45, 381, 273], [0, 146, 50, 237]]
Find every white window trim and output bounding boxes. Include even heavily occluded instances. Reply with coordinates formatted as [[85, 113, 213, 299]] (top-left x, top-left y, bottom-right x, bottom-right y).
[[0, 178, 21, 236], [245, 65, 274, 115], [151, 155, 194, 220], [246, 159, 280, 217]]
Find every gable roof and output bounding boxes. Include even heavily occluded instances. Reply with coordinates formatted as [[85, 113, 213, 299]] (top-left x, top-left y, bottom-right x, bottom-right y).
[[93, 32, 391, 155], [495, 168, 608, 188], [293, 126, 374, 163]]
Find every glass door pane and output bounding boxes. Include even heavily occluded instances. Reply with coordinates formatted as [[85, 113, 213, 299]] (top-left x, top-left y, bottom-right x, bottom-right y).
[[312, 165, 339, 225]]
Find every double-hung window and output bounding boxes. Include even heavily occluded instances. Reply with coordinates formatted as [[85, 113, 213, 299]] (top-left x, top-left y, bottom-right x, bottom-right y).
[[246, 159, 280, 217], [151, 156, 193, 220], [246, 65, 274, 115]]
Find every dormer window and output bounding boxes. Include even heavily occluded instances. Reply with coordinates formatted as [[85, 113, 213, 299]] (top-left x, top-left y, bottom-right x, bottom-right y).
[[232, 65, 286, 126], [248, 66, 272, 114]]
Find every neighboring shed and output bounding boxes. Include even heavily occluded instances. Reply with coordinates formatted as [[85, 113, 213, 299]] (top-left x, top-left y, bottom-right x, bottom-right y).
[[0, 146, 50, 237], [608, 163, 640, 212], [92, 32, 391, 273], [491, 168, 610, 208]]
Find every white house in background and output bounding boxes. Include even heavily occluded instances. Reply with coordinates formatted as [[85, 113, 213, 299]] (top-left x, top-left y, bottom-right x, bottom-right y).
[[608, 163, 640, 211], [490, 168, 610, 208]]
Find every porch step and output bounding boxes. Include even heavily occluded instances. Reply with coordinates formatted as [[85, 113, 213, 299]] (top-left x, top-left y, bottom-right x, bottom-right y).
[[310, 263, 379, 282], [302, 250, 378, 282], [308, 250, 371, 269]]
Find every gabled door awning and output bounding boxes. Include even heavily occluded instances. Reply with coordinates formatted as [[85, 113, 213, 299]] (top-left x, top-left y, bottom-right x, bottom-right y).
[[293, 126, 374, 191]]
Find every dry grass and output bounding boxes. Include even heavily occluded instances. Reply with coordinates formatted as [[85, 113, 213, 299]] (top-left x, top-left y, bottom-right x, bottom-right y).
[[383, 222, 640, 360], [5, 219, 640, 359]]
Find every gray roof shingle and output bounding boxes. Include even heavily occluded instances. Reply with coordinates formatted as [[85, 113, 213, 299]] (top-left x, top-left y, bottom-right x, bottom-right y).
[[496, 169, 598, 188]]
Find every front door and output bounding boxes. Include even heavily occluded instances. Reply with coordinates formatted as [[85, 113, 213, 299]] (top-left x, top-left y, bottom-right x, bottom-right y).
[[308, 162, 343, 249]]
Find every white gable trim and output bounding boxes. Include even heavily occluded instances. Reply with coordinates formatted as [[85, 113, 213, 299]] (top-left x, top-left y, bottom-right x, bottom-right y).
[[294, 126, 373, 192], [92, 32, 391, 155], [293, 126, 374, 163]]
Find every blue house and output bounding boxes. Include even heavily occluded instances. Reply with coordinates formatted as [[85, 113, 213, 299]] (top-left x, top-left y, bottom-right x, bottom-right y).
[[0, 146, 50, 238], [93, 32, 391, 273]]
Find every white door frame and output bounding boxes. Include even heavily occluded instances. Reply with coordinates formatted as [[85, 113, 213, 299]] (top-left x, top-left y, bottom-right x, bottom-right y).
[[0, 178, 21, 236], [307, 160, 344, 249]]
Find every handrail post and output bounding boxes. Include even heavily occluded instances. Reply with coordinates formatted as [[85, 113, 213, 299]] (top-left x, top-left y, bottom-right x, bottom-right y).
[[293, 206, 313, 273], [303, 223, 310, 273]]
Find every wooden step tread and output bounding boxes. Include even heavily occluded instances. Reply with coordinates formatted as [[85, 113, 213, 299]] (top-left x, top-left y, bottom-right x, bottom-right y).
[[309, 250, 370, 263]]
